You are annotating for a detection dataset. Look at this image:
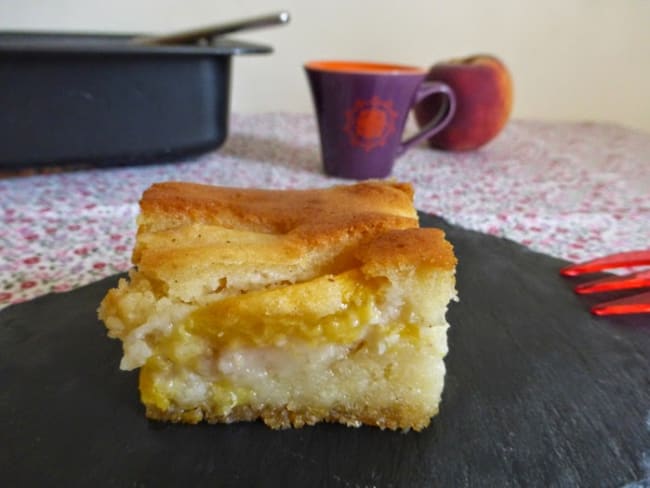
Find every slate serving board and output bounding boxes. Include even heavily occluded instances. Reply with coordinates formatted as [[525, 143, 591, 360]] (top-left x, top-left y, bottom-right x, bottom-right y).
[[1, 213, 649, 488]]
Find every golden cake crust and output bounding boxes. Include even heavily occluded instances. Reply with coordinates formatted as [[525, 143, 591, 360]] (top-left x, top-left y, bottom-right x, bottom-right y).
[[357, 227, 457, 272], [134, 180, 454, 272], [139, 180, 416, 233]]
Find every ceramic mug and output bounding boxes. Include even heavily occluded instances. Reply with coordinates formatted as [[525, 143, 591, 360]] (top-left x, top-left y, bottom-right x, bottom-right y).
[[305, 60, 456, 179]]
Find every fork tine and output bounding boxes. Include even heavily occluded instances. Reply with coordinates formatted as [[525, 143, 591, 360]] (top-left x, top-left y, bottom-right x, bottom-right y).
[[560, 249, 650, 277], [591, 291, 650, 316], [575, 269, 650, 294]]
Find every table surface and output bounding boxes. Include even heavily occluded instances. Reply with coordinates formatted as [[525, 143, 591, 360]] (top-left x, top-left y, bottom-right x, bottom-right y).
[[1, 112, 649, 309]]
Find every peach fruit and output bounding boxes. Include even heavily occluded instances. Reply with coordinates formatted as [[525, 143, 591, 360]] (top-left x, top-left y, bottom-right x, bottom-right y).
[[414, 54, 513, 151]]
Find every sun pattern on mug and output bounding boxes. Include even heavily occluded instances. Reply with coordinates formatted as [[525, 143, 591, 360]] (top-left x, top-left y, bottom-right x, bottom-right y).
[[344, 96, 398, 151]]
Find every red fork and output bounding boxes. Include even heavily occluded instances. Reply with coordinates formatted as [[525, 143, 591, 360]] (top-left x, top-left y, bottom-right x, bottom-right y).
[[591, 292, 650, 316], [574, 269, 650, 294], [560, 249, 650, 316], [560, 250, 650, 276]]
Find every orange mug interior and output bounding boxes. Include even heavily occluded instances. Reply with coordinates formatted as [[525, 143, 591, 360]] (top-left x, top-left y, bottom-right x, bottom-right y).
[[305, 60, 425, 75]]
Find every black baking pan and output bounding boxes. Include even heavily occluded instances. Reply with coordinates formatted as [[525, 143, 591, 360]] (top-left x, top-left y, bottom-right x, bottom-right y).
[[0, 32, 272, 168]]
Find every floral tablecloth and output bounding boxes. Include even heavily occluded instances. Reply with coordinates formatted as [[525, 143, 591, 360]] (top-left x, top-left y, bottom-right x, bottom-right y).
[[1, 112, 649, 309]]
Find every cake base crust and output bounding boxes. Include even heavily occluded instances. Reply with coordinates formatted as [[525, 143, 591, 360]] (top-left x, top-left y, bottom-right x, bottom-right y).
[[145, 402, 437, 431]]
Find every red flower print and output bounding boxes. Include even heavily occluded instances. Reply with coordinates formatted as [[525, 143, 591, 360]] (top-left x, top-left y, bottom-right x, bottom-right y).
[[0, 292, 12, 302], [344, 97, 398, 152], [23, 256, 40, 265], [93, 262, 106, 270], [21, 281, 37, 289]]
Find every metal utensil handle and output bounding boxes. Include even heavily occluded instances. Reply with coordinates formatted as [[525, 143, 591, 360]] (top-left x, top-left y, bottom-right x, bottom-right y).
[[132, 10, 290, 45]]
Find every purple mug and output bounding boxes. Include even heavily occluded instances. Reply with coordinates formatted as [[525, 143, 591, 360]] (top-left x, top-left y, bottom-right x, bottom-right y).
[[305, 60, 456, 179]]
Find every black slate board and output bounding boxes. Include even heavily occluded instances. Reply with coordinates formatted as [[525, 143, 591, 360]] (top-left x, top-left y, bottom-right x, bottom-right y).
[[1, 213, 649, 488]]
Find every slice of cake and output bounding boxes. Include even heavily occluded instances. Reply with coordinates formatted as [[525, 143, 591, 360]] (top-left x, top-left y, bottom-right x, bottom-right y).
[[98, 180, 457, 431]]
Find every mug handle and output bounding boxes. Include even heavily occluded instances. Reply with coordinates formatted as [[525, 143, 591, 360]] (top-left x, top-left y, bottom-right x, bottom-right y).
[[397, 81, 456, 156]]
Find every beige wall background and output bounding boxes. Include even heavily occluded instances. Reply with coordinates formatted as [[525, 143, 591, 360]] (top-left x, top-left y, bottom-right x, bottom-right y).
[[1, 0, 649, 133]]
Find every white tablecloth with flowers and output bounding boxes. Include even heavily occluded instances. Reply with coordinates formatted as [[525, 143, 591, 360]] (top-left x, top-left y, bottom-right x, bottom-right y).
[[1, 113, 649, 309]]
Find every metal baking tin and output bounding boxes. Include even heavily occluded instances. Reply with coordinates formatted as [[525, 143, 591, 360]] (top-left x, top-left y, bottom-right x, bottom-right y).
[[0, 32, 272, 168]]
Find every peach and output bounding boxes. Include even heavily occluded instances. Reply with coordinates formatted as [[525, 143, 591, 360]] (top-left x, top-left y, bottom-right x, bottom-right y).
[[414, 54, 513, 151]]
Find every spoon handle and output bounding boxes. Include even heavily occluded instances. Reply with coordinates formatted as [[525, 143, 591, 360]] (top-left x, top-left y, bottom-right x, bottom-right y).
[[132, 11, 290, 46]]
